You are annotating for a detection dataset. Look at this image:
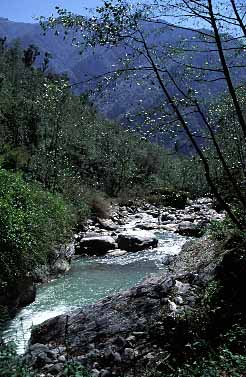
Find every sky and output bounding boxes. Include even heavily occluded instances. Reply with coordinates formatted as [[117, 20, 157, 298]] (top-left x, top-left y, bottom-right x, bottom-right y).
[[0, 0, 103, 23]]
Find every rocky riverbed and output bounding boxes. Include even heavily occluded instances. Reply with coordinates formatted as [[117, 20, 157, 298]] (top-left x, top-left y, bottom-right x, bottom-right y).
[[26, 233, 241, 377], [50, 196, 224, 272], [17, 196, 223, 290], [19, 197, 233, 377]]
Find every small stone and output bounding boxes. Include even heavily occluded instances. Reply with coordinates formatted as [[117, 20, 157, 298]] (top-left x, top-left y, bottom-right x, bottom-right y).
[[58, 355, 66, 363], [126, 335, 136, 344], [76, 355, 88, 365], [132, 332, 145, 336], [93, 362, 100, 369], [175, 296, 184, 305], [91, 369, 100, 377], [113, 352, 121, 363], [144, 352, 155, 360], [46, 363, 63, 375], [100, 370, 112, 377], [124, 348, 135, 360], [107, 249, 127, 257]]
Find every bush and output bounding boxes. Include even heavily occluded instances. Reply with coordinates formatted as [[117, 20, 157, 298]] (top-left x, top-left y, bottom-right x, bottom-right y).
[[147, 188, 188, 209], [0, 342, 33, 377], [0, 168, 76, 284], [63, 362, 90, 377], [208, 216, 246, 241]]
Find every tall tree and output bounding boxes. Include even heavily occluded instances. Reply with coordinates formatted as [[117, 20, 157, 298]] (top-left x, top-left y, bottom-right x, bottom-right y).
[[42, 0, 246, 228]]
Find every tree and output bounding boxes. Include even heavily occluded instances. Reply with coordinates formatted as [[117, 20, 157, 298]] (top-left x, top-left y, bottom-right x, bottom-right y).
[[42, 0, 246, 229]]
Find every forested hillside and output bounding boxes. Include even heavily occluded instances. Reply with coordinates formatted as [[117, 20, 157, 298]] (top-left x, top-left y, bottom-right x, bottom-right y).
[[0, 1, 245, 376], [1, 16, 246, 129], [0, 41, 203, 290]]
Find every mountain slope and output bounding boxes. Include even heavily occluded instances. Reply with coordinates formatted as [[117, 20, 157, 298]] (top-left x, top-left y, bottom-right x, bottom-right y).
[[0, 17, 246, 135]]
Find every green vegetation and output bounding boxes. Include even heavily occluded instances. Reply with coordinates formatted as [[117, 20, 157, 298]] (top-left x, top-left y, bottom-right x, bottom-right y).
[[0, 342, 33, 377], [0, 168, 76, 284], [1, 1, 246, 374], [0, 40, 195, 201], [48, 0, 246, 230], [0, 39, 211, 290]]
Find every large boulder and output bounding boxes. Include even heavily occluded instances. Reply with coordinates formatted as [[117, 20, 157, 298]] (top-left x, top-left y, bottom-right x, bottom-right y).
[[176, 221, 202, 237], [0, 278, 36, 318], [117, 232, 158, 252], [75, 235, 117, 255]]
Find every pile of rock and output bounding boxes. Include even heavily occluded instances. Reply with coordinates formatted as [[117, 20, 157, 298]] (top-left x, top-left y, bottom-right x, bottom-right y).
[[72, 197, 224, 257]]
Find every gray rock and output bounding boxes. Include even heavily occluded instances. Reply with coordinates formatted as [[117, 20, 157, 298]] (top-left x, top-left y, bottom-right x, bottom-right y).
[[107, 249, 128, 257], [176, 221, 202, 237], [91, 369, 100, 377], [161, 212, 176, 222], [100, 370, 112, 377], [124, 348, 135, 360], [112, 352, 121, 363], [45, 363, 64, 375], [57, 355, 66, 363], [117, 232, 158, 252], [52, 259, 70, 275], [136, 223, 158, 230], [75, 236, 117, 255], [97, 218, 118, 231]]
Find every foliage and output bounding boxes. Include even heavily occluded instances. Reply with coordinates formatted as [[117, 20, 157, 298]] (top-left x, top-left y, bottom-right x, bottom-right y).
[[208, 214, 246, 241], [0, 342, 33, 377], [0, 168, 76, 284], [0, 41, 197, 200], [147, 187, 188, 209], [42, 0, 246, 229], [154, 346, 246, 377], [63, 362, 90, 377]]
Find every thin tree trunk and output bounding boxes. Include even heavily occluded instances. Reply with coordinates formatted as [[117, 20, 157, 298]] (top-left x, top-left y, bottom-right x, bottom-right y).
[[138, 27, 243, 230], [207, 0, 246, 141], [230, 0, 246, 37]]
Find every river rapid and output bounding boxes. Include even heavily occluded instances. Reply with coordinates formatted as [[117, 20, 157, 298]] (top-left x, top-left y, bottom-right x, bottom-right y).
[[3, 231, 186, 354]]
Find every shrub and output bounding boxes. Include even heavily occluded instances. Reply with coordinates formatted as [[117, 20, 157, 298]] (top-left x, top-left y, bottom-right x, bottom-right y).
[[0, 168, 76, 284], [63, 362, 90, 377], [208, 216, 246, 241], [0, 342, 33, 377], [147, 188, 188, 209]]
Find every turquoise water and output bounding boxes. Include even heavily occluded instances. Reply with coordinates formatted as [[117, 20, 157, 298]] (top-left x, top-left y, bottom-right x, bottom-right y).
[[3, 232, 186, 353]]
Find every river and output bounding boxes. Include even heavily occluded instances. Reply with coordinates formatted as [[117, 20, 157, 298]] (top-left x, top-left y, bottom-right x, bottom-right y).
[[3, 231, 187, 354]]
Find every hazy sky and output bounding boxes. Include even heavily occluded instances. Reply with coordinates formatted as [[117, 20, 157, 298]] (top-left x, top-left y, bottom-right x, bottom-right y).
[[0, 0, 103, 23]]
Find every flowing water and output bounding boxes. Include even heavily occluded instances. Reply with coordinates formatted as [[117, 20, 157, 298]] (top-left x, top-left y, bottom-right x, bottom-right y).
[[3, 231, 186, 354]]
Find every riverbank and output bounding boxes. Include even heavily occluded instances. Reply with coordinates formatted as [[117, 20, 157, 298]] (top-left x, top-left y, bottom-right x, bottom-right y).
[[27, 231, 246, 377], [1, 196, 223, 323]]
